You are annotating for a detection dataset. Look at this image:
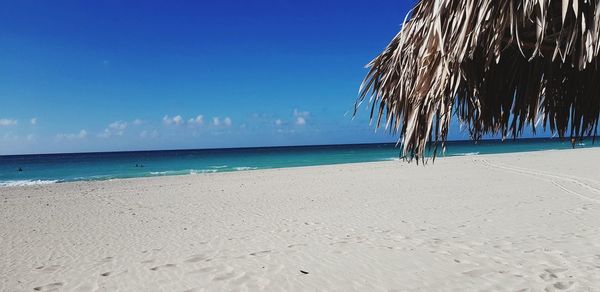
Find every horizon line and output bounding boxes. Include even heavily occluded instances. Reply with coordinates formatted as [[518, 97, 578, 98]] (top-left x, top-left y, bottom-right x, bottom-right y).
[[1, 135, 590, 157]]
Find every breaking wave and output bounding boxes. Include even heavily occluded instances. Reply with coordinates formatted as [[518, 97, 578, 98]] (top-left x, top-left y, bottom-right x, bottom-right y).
[[233, 167, 259, 171], [0, 180, 60, 187]]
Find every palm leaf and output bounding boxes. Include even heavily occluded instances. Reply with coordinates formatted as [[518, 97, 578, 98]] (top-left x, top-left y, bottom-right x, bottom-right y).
[[357, 0, 600, 161]]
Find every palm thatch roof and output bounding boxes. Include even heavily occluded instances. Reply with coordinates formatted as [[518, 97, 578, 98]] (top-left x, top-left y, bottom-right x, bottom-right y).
[[357, 0, 600, 161]]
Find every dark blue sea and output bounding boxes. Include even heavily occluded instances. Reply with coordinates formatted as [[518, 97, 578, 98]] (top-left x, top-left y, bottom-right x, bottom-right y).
[[0, 138, 596, 186]]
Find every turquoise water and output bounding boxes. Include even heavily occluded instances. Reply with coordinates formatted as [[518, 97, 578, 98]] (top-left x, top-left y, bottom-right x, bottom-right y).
[[0, 138, 596, 186]]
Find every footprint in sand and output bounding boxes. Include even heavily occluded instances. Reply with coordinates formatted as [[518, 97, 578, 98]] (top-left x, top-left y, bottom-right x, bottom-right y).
[[303, 221, 321, 226], [99, 256, 114, 263], [287, 244, 308, 248], [539, 268, 567, 281], [462, 269, 494, 277], [249, 250, 271, 257], [184, 254, 208, 263], [213, 271, 237, 281], [231, 272, 256, 285], [33, 282, 64, 291], [72, 283, 98, 292], [100, 270, 127, 277], [150, 264, 177, 271], [140, 259, 155, 264], [547, 281, 574, 291], [35, 265, 62, 273], [188, 266, 216, 274]]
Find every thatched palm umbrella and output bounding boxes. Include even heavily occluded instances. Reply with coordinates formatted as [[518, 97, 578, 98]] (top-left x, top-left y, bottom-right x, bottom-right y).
[[357, 0, 600, 161]]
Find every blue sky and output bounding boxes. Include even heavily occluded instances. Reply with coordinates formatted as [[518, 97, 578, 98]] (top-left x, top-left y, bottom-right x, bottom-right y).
[[0, 0, 477, 155]]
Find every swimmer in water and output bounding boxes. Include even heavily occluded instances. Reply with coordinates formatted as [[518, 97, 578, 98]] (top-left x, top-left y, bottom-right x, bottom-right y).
[[17, 167, 23, 172]]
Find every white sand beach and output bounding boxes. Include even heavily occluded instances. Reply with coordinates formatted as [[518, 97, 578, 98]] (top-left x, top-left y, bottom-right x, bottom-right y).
[[2, 148, 600, 291]]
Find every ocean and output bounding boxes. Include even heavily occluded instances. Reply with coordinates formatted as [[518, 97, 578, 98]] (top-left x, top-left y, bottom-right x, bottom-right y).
[[0, 138, 596, 187]]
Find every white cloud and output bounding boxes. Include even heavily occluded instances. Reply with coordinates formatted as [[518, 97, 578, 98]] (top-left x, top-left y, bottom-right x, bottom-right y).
[[293, 109, 310, 126], [173, 115, 183, 125], [188, 115, 204, 125], [0, 118, 17, 127], [99, 121, 128, 138], [211, 116, 232, 127], [30, 118, 37, 125], [163, 115, 184, 125], [109, 121, 127, 130], [223, 117, 232, 126], [271, 110, 310, 128], [293, 109, 310, 118], [26, 134, 35, 141], [133, 119, 144, 125], [56, 130, 87, 140], [98, 129, 111, 138]]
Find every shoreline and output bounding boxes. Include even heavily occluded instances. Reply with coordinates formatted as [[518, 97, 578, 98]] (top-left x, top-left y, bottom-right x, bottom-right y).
[[1, 146, 596, 189], [1, 136, 590, 157], [2, 148, 600, 291]]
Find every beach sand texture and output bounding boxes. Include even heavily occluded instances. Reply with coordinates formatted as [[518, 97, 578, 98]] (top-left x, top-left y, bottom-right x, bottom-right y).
[[2, 148, 600, 291]]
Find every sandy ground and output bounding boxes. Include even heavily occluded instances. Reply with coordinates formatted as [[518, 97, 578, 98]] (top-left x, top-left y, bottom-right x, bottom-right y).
[[1, 148, 600, 291]]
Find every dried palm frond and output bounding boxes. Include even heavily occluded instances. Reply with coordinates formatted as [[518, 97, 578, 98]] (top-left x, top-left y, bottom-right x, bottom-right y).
[[357, 0, 600, 162]]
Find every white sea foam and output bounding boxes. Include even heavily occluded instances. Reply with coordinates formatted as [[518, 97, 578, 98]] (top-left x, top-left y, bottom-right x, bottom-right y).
[[190, 169, 218, 174], [150, 171, 169, 175], [458, 152, 480, 156], [0, 180, 60, 187], [233, 167, 258, 171], [151, 169, 219, 176], [210, 165, 228, 169]]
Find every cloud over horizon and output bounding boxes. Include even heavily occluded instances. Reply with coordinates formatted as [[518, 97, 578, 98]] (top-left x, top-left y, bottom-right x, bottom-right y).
[[211, 117, 233, 127], [0, 118, 18, 127], [293, 109, 310, 125], [56, 130, 87, 141], [99, 121, 128, 138], [0, 108, 332, 155], [163, 115, 184, 125], [188, 115, 204, 126]]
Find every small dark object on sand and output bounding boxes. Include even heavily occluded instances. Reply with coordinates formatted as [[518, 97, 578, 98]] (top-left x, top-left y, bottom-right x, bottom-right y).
[[300, 270, 309, 275]]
